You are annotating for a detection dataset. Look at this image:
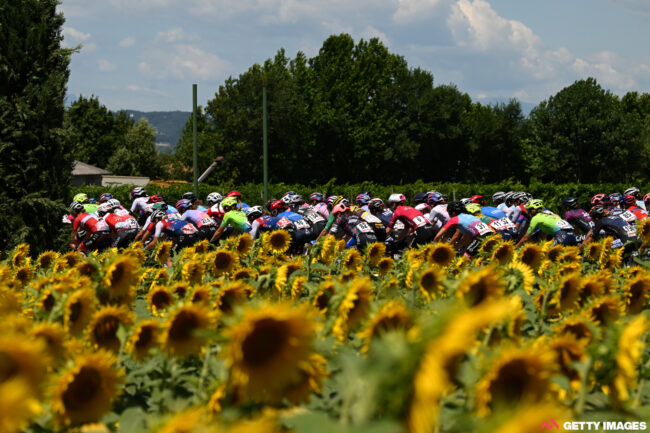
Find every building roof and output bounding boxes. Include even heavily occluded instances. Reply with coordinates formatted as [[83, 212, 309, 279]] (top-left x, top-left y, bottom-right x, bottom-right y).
[[72, 160, 111, 176]]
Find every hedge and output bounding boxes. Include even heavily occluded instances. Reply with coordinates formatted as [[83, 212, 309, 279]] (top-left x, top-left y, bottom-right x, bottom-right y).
[[70, 179, 650, 213]]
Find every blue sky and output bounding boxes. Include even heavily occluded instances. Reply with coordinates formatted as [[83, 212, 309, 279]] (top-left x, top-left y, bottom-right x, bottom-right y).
[[59, 0, 650, 112]]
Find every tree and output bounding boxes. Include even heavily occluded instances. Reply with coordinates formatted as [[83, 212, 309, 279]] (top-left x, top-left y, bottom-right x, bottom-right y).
[[0, 0, 74, 252], [106, 118, 161, 178]]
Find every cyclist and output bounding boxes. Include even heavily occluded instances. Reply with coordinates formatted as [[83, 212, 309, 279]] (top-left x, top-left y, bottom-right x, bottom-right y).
[[226, 191, 249, 211], [69, 201, 112, 253], [144, 210, 199, 259], [427, 192, 449, 231], [177, 198, 218, 241], [356, 193, 372, 213], [516, 200, 577, 247], [583, 206, 639, 257], [309, 192, 329, 220], [624, 187, 647, 211], [274, 200, 314, 253], [352, 205, 387, 242], [247, 206, 280, 239], [386, 193, 435, 247], [434, 201, 494, 258], [560, 197, 594, 243], [620, 195, 648, 222], [97, 200, 139, 248], [99, 193, 113, 203], [182, 192, 208, 211], [470, 195, 487, 206], [210, 196, 251, 244], [130, 187, 149, 224], [297, 200, 328, 237], [492, 191, 506, 210], [465, 203, 517, 240], [330, 203, 377, 250], [73, 193, 98, 214]]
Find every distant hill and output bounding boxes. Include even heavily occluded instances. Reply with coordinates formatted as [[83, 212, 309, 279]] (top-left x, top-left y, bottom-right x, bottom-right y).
[[126, 110, 190, 153]]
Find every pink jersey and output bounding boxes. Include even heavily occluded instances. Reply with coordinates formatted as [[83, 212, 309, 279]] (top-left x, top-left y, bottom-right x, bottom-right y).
[[387, 206, 429, 230]]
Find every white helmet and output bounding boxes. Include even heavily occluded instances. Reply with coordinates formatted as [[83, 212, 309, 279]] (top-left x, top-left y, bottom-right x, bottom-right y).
[[245, 205, 263, 219], [107, 198, 121, 209], [97, 203, 112, 216], [624, 187, 640, 196], [388, 193, 406, 204], [460, 198, 472, 205], [206, 192, 223, 206], [414, 203, 429, 213]]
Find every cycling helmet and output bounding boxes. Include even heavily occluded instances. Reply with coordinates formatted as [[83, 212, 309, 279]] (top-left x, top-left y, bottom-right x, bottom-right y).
[[97, 203, 112, 217], [151, 210, 166, 221], [222, 197, 238, 208], [284, 190, 297, 197], [99, 193, 113, 203], [227, 191, 242, 198], [525, 199, 544, 210], [589, 206, 606, 219], [609, 193, 622, 204], [152, 202, 168, 212], [524, 192, 534, 201], [265, 199, 277, 212], [176, 199, 192, 210], [440, 194, 449, 203], [159, 194, 169, 203], [591, 194, 608, 206], [368, 198, 384, 213], [73, 193, 88, 203], [131, 187, 147, 199], [644, 193, 650, 203], [387, 193, 406, 204], [414, 203, 429, 213], [622, 195, 636, 206], [285, 194, 303, 206], [492, 191, 505, 204], [359, 190, 372, 197], [446, 201, 466, 216], [245, 205, 263, 219], [332, 196, 349, 207], [270, 200, 285, 212], [427, 192, 443, 205], [206, 192, 223, 206], [332, 203, 349, 215], [504, 191, 515, 205], [512, 192, 527, 203], [326, 196, 338, 207], [69, 201, 84, 214], [107, 199, 121, 209], [309, 192, 324, 203], [413, 192, 428, 205], [356, 193, 371, 205], [88, 198, 98, 204], [561, 197, 579, 209], [465, 203, 481, 214], [624, 187, 640, 197], [460, 198, 472, 205], [470, 195, 486, 205], [182, 192, 198, 203], [148, 195, 163, 203]]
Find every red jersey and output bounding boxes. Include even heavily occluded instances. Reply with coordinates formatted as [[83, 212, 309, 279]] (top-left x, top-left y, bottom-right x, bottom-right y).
[[104, 210, 139, 232], [387, 206, 429, 230], [73, 213, 110, 233], [207, 204, 224, 223], [629, 206, 648, 221]]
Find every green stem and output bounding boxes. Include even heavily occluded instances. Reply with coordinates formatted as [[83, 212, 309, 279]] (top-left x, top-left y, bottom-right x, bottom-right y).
[[575, 355, 592, 415]]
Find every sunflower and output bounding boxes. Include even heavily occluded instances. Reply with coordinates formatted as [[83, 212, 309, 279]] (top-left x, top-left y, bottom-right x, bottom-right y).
[[622, 275, 650, 314], [13, 264, 34, 286], [504, 261, 535, 294], [456, 267, 504, 307], [312, 279, 336, 313], [318, 235, 337, 264], [284, 353, 329, 405], [557, 262, 581, 277], [553, 273, 581, 312], [154, 241, 173, 265], [75, 261, 98, 278], [147, 285, 176, 316], [377, 257, 394, 275], [182, 258, 204, 284], [215, 282, 250, 314], [365, 242, 386, 266], [491, 241, 515, 265], [578, 274, 604, 306], [637, 218, 650, 242], [417, 267, 445, 301], [211, 249, 237, 276], [232, 267, 256, 281], [0, 287, 24, 315], [11, 244, 30, 268], [274, 260, 302, 294], [585, 295, 623, 326], [333, 277, 373, 341], [342, 249, 362, 271], [234, 233, 254, 258], [194, 239, 210, 254], [149, 268, 170, 290], [170, 282, 190, 300], [87, 306, 134, 352], [427, 243, 456, 267], [610, 316, 649, 403], [30, 322, 67, 362], [190, 284, 212, 305], [476, 347, 556, 416], [479, 234, 501, 255], [161, 304, 214, 357], [505, 296, 527, 339], [125, 319, 159, 360], [225, 303, 317, 402], [0, 334, 48, 394], [291, 276, 308, 300], [53, 252, 81, 273], [602, 247, 624, 270], [335, 239, 347, 254], [64, 288, 97, 335], [583, 242, 602, 262], [339, 271, 358, 283], [157, 408, 213, 433], [0, 378, 42, 433], [358, 300, 412, 352], [265, 230, 292, 255], [553, 315, 595, 343], [516, 243, 542, 269], [51, 351, 124, 427], [207, 384, 226, 414], [557, 246, 581, 264], [490, 404, 569, 433], [544, 336, 586, 389], [102, 256, 139, 301], [121, 246, 146, 266]]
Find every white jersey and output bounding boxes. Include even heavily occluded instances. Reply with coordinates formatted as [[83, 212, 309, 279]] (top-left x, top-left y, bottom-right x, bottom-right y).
[[131, 196, 149, 215], [428, 204, 449, 230]]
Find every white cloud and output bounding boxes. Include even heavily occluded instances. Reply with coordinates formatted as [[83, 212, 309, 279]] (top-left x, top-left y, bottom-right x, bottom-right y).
[[155, 28, 199, 43], [393, 0, 446, 24], [62, 27, 91, 47], [139, 44, 230, 80], [571, 51, 637, 90], [126, 85, 168, 96], [360, 26, 390, 45], [119, 37, 136, 47], [98, 59, 117, 71]]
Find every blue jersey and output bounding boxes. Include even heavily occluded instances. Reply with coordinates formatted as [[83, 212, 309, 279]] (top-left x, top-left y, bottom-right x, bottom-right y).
[[481, 206, 506, 219]]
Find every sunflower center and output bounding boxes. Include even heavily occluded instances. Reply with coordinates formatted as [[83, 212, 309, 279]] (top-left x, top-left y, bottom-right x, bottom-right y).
[[419, 272, 439, 293], [152, 291, 173, 309], [490, 359, 540, 405], [42, 293, 55, 312], [62, 366, 102, 411], [214, 253, 234, 270], [136, 326, 154, 349], [242, 318, 289, 367], [68, 300, 82, 323], [109, 265, 124, 286], [219, 291, 240, 314], [560, 323, 591, 341], [431, 249, 452, 265], [169, 311, 199, 341], [0, 352, 19, 383], [315, 293, 329, 311], [93, 316, 120, 347]]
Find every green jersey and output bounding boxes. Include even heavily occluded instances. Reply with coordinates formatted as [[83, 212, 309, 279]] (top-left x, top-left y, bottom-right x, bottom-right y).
[[527, 212, 573, 236], [220, 210, 251, 233]]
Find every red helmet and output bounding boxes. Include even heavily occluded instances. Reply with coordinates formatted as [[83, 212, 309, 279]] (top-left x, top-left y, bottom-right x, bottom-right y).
[[226, 191, 242, 198], [332, 203, 349, 215], [148, 194, 163, 203], [470, 195, 485, 204], [622, 194, 636, 206], [591, 194, 608, 206], [270, 200, 285, 211]]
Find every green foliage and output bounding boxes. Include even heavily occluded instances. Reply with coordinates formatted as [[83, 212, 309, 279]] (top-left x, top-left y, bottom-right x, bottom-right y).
[[0, 0, 73, 253], [106, 118, 161, 178]]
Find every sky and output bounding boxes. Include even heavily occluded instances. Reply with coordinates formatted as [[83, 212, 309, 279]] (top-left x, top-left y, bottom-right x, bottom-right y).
[[58, 0, 650, 112]]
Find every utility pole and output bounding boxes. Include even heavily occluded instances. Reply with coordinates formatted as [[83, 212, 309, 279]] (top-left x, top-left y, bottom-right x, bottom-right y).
[[263, 86, 269, 202], [192, 84, 198, 195]]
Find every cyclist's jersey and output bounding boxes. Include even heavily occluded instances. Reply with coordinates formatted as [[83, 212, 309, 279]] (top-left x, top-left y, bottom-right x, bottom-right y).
[[505, 205, 522, 223], [83, 203, 99, 214], [481, 206, 507, 219], [197, 205, 208, 212], [497, 203, 508, 212], [480, 215, 517, 234], [299, 206, 327, 232], [104, 209, 139, 232], [73, 213, 110, 234], [250, 216, 280, 239], [149, 218, 198, 238], [443, 213, 494, 237], [181, 210, 217, 228], [276, 211, 312, 233], [374, 209, 393, 226], [207, 204, 224, 223], [527, 213, 573, 236], [610, 208, 637, 224], [627, 206, 648, 221], [313, 203, 329, 220], [636, 200, 647, 211], [221, 210, 251, 233], [331, 214, 376, 238], [131, 197, 149, 216], [388, 206, 429, 230], [563, 209, 594, 234], [428, 204, 449, 228], [592, 216, 637, 243], [238, 202, 250, 211]]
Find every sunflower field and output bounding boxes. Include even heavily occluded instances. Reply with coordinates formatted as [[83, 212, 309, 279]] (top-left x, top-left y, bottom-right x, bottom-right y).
[[2, 232, 650, 433]]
